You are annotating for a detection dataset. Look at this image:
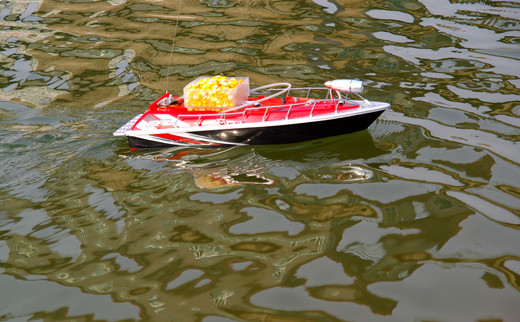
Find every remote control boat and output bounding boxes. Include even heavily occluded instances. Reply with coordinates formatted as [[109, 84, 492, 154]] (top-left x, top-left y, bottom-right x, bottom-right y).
[[113, 77, 389, 148]]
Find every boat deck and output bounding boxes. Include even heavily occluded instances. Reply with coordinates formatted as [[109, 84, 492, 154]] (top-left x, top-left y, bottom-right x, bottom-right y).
[[143, 96, 362, 129]]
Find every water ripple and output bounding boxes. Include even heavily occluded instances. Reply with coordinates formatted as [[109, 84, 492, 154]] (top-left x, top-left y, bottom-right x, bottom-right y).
[[1, 0, 520, 320]]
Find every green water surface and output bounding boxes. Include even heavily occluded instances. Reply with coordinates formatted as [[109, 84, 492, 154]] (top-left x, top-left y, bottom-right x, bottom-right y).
[[1, 0, 519, 321]]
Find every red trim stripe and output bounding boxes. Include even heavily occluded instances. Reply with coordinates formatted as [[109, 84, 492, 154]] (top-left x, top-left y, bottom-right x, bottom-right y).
[[151, 133, 216, 146]]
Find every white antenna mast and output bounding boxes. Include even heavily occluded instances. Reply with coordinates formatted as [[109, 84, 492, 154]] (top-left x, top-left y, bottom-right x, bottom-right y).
[[166, 0, 183, 93]]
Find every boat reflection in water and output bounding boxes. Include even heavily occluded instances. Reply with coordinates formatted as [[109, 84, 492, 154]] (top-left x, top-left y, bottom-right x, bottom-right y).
[[119, 129, 384, 188]]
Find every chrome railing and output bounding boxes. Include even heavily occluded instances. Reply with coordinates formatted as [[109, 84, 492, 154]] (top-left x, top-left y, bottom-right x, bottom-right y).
[[172, 87, 369, 127]]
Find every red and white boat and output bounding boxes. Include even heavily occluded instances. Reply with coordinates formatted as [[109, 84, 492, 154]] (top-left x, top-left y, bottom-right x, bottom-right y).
[[113, 78, 389, 148]]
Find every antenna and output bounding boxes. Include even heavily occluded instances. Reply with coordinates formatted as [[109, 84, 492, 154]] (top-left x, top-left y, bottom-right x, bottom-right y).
[[166, 0, 183, 93]]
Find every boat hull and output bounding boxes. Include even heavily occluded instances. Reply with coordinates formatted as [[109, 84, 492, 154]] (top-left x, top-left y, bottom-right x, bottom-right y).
[[125, 108, 385, 148]]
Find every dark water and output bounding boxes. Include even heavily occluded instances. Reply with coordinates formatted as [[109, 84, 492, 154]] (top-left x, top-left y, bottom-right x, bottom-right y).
[[1, 0, 520, 321]]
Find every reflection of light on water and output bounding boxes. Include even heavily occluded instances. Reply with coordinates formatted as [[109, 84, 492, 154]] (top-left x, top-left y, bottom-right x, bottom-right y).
[[229, 207, 304, 236], [337, 165, 374, 182], [211, 289, 236, 306], [295, 256, 355, 287], [446, 191, 520, 225], [194, 172, 275, 189], [316, 164, 375, 183], [504, 260, 520, 276], [101, 253, 142, 273], [184, 235, 325, 282], [370, 116, 406, 141], [166, 269, 205, 290], [342, 243, 387, 263]]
